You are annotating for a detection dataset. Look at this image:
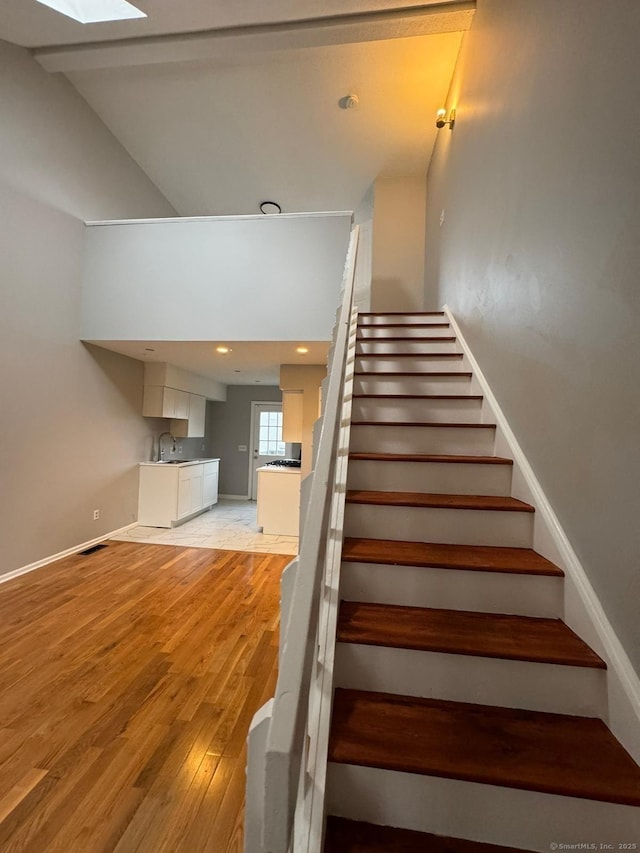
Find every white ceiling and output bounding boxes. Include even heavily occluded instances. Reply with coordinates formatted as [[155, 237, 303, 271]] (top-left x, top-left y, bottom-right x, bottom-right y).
[[90, 340, 331, 386], [66, 32, 463, 216], [5, 1, 473, 384], [0, 0, 471, 48]]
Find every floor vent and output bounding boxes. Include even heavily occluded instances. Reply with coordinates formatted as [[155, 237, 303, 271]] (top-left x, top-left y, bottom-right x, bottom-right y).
[[77, 543, 108, 556]]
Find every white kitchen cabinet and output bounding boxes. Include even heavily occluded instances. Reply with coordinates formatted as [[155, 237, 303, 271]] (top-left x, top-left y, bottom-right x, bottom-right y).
[[256, 466, 301, 536], [203, 461, 219, 506], [172, 393, 206, 438], [282, 391, 303, 443], [143, 385, 190, 419], [138, 459, 219, 527]]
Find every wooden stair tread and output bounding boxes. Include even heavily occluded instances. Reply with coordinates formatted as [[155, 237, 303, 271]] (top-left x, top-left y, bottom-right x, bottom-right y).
[[355, 336, 457, 343], [346, 491, 534, 513], [357, 322, 450, 328], [356, 353, 464, 359], [349, 452, 512, 465], [353, 394, 481, 400], [329, 689, 640, 806], [324, 817, 533, 853], [342, 538, 564, 577], [351, 421, 494, 429], [358, 311, 446, 317], [336, 601, 605, 668], [353, 371, 471, 377]]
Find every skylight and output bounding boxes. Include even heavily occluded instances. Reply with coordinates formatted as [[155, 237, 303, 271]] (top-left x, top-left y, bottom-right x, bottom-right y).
[[35, 0, 147, 24]]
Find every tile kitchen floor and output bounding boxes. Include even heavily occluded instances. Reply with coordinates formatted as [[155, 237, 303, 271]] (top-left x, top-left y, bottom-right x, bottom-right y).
[[111, 499, 299, 556]]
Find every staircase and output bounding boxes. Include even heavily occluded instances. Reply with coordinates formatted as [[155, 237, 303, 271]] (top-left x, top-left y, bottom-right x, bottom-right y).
[[322, 312, 640, 851]]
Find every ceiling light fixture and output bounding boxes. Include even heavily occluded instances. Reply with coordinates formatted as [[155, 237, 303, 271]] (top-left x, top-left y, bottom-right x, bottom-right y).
[[35, 0, 147, 23], [216, 345, 232, 354], [436, 108, 456, 130], [296, 346, 309, 354], [260, 201, 282, 215]]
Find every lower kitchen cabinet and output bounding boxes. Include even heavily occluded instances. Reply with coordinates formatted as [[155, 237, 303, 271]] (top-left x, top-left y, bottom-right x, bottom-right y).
[[138, 459, 219, 528], [256, 466, 301, 536]]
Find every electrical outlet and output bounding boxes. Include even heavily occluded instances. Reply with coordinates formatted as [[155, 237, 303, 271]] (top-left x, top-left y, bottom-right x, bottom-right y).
[[439, 208, 446, 227], [93, 509, 100, 521]]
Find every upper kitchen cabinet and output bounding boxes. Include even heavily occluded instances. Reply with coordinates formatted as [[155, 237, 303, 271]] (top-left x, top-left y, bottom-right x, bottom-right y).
[[142, 385, 190, 419], [172, 393, 206, 438]]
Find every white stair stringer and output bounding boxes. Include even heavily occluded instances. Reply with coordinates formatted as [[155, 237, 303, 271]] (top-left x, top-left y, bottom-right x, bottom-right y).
[[325, 763, 640, 851]]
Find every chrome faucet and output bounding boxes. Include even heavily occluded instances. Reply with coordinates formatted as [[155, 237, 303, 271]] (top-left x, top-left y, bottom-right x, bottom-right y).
[[158, 431, 176, 461]]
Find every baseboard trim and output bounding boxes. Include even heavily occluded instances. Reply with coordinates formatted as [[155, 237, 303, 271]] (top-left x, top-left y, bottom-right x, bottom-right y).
[[218, 494, 251, 500], [0, 523, 138, 586], [444, 304, 640, 760]]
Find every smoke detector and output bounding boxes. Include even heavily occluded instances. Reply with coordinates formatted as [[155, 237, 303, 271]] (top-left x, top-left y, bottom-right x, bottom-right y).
[[339, 94, 360, 110]]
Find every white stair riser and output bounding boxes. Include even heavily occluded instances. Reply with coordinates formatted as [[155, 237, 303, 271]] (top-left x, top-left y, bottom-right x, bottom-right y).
[[347, 460, 513, 496], [344, 504, 534, 548], [355, 356, 468, 373], [326, 764, 640, 851], [351, 397, 482, 424], [353, 376, 473, 396], [340, 561, 564, 618], [356, 340, 459, 355], [334, 644, 607, 717], [358, 315, 446, 325], [357, 327, 452, 339], [350, 425, 496, 456]]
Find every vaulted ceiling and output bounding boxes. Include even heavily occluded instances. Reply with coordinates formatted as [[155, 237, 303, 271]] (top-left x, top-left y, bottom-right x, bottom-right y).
[[0, 0, 474, 216], [1, 1, 474, 382]]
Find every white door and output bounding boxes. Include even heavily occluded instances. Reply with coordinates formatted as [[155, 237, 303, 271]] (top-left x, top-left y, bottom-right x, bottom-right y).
[[250, 402, 286, 500]]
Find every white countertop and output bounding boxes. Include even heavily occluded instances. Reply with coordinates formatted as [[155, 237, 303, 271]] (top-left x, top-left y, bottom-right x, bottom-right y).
[[141, 458, 220, 467], [256, 465, 302, 475]]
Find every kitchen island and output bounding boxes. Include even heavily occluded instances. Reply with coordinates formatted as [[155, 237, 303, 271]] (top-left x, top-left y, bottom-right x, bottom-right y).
[[138, 458, 219, 527], [256, 464, 301, 536]]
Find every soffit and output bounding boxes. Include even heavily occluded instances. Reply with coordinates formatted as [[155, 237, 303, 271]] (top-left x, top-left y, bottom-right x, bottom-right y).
[[88, 340, 331, 385]]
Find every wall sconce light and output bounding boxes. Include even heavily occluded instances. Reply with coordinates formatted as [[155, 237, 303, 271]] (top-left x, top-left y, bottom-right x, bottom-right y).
[[436, 108, 456, 129]]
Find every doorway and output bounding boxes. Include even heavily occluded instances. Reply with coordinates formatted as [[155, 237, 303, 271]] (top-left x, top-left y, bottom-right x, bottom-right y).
[[249, 402, 285, 499]]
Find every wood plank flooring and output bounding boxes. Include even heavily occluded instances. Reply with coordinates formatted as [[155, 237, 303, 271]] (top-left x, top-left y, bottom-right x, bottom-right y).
[[0, 540, 289, 852]]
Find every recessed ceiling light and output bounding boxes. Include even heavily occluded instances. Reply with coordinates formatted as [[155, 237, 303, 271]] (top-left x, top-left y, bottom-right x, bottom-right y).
[[35, 0, 146, 23], [296, 346, 309, 354], [215, 346, 232, 354]]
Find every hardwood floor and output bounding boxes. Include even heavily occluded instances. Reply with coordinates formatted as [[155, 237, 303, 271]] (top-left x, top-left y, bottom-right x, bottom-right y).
[[0, 540, 289, 852]]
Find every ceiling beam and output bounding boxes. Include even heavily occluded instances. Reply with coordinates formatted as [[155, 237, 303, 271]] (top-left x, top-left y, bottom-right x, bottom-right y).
[[33, 1, 475, 73]]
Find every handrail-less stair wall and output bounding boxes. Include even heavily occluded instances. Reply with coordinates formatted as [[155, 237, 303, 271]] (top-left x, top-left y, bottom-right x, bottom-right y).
[[245, 227, 640, 852], [246, 226, 361, 853]]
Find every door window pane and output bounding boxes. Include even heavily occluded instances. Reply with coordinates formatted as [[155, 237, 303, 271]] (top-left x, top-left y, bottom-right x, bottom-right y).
[[259, 411, 286, 456]]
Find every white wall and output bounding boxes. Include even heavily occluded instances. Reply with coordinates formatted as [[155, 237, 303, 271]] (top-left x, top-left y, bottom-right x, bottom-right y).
[[424, 0, 640, 672], [81, 214, 353, 341], [0, 39, 175, 577], [371, 175, 426, 311]]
